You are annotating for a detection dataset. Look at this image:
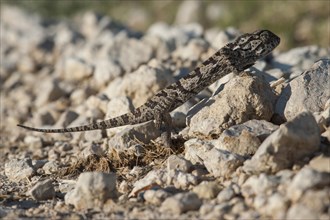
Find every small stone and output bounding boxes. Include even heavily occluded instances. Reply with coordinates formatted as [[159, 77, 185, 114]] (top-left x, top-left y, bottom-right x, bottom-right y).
[[143, 189, 171, 205], [108, 121, 160, 150], [185, 139, 245, 178], [54, 110, 79, 128], [35, 79, 66, 107], [275, 59, 330, 121], [168, 169, 199, 190], [300, 189, 330, 214], [24, 135, 43, 149], [287, 166, 330, 201], [62, 57, 94, 81], [65, 172, 116, 210], [254, 193, 289, 219], [105, 65, 174, 107], [167, 155, 193, 173], [241, 174, 279, 200], [84, 130, 104, 142], [42, 161, 60, 174], [193, 181, 221, 199], [93, 59, 122, 86], [161, 192, 202, 214], [130, 169, 167, 197], [188, 74, 276, 138], [309, 154, 330, 173], [4, 158, 35, 182], [217, 186, 235, 203], [243, 111, 320, 174], [29, 179, 55, 201], [286, 204, 319, 220], [218, 129, 261, 157]]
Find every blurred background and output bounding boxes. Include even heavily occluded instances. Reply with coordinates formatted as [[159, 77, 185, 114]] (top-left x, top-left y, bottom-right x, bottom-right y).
[[2, 0, 330, 50]]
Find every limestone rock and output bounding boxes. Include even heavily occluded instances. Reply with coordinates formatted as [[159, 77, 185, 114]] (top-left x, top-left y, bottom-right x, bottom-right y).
[[161, 192, 202, 214], [188, 74, 276, 138], [275, 59, 330, 121], [243, 112, 320, 174], [4, 158, 35, 182], [65, 172, 116, 210]]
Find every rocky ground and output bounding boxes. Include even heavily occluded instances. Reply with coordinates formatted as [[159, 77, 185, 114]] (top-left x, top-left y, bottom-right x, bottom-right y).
[[1, 6, 329, 220]]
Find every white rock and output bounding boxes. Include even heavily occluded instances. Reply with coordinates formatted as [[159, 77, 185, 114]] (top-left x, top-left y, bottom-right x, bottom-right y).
[[286, 204, 319, 220], [217, 186, 235, 203], [192, 181, 221, 199], [243, 111, 320, 174], [200, 203, 230, 219], [147, 22, 202, 49], [254, 193, 289, 219], [185, 139, 244, 178], [173, 38, 208, 62], [35, 79, 66, 107], [61, 56, 94, 81], [24, 135, 43, 149], [42, 161, 60, 174], [104, 96, 134, 136], [129, 169, 168, 197], [206, 27, 241, 49], [65, 172, 116, 210], [29, 179, 55, 201], [309, 154, 330, 173], [275, 59, 330, 121], [188, 74, 276, 138], [167, 155, 193, 173], [143, 189, 171, 205], [108, 121, 160, 150], [160, 192, 202, 214], [104, 65, 174, 107], [108, 38, 153, 73], [273, 46, 329, 76], [287, 166, 330, 201], [241, 174, 279, 200], [299, 189, 330, 214], [4, 158, 35, 182], [93, 59, 122, 86], [168, 169, 199, 190]]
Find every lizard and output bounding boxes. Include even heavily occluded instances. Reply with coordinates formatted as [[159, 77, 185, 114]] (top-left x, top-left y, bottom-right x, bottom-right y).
[[17, 29, 280, 146]]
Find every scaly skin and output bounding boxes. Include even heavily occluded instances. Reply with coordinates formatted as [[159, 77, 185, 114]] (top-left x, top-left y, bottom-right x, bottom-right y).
[[18, 30, 280, 145]]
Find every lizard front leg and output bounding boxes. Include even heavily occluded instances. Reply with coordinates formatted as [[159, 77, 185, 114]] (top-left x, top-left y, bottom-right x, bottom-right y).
[[155, 112, 172, 148]]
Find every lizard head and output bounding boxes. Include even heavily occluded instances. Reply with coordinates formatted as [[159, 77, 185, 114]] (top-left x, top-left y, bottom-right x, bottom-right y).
[[226, 30, 280, 71]]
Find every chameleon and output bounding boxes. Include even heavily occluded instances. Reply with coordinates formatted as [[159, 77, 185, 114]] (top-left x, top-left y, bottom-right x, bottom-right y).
[[18, 29, 280, 146]]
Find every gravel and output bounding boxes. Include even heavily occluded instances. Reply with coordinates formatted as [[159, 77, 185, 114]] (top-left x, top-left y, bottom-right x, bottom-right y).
[[1, 5, 329, 219]]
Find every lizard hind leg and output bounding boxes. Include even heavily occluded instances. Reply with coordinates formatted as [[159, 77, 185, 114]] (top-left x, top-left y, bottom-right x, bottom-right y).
[[154, 112, 173, 148]]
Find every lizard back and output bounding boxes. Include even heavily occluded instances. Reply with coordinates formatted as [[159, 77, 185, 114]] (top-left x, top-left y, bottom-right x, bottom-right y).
[[17, 29, 280, 133]]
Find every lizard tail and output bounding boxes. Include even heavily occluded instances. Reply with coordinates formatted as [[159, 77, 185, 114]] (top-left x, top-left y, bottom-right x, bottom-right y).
[[17, 106, 154, 133]]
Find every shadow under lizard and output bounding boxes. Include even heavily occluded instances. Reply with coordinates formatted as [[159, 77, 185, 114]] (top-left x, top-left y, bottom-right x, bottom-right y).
[[18, 30, 280, 147]]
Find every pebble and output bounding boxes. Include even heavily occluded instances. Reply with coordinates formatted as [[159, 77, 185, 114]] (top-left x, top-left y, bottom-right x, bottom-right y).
[[65, 172, 117, 210], [29, 179, 55, 201], [243, 111, 320, 174], [185, 139, 244, 178], [188, 73, 276, 137], [167, 155, 193, 173], [287, 166, 330, 201], [192, 181, 221, 199], [160, 192, 202, 214], [143, 189, 171, 205], [2, 5, 330, 220], [275, 59, 330, 121], [4, 158, 35, 182]]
